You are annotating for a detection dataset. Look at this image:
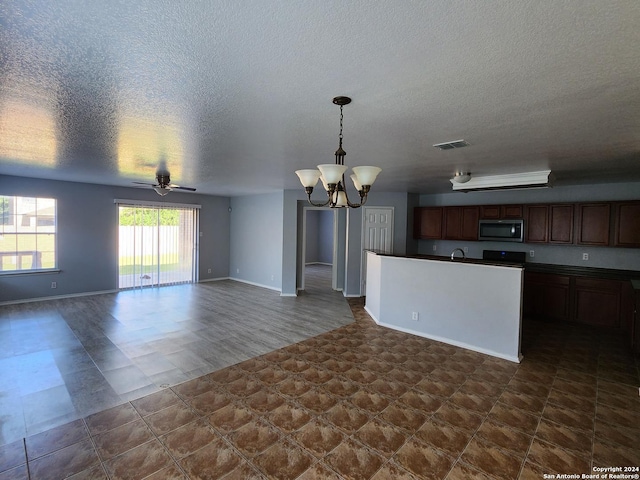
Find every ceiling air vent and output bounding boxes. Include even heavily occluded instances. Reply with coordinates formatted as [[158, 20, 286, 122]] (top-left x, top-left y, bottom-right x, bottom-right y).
[[433, 139, 469, 150]]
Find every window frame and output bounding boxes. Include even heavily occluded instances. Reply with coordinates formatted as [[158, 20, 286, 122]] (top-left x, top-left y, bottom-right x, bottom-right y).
[[0, 195, 59, 275]]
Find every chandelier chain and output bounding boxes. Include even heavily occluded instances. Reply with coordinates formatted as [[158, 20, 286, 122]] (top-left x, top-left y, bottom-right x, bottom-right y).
[[338, 105, 344, 145]]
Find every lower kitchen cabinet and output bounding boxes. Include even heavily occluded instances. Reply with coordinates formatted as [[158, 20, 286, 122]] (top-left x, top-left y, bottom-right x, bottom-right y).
[[524, 271, 629, 328], [523, 272, 570, 321], [574, 277, 621, 327]]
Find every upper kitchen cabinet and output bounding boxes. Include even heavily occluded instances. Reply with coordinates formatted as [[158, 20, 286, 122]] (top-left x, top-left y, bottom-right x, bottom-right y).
[[613, 201, 640, 248], [525, 205, 549, 243], [480, 205, 523, 219], [444, 206, 479, 241], [414, 207, 443, 239], [549, 204, 574, 244], [525, 204, 574, 244], [576, 203, 611, 246]]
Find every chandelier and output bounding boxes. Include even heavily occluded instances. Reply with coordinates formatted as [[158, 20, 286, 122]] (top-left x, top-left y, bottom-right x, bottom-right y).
[[295, 96, 381, 208]]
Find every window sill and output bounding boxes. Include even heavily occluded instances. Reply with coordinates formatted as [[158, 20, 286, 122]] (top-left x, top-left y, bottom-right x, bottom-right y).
[[0, 269, 61, 277]]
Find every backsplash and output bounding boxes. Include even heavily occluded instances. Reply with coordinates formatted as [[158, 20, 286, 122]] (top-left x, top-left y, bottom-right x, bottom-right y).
[[417, 239, 640, 271]]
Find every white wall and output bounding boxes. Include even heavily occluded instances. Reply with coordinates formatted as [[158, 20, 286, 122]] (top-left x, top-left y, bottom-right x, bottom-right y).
[[365, 252, 523, 362]]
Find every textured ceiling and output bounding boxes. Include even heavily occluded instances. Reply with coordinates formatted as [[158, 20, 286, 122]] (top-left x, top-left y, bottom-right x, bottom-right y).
[[1, 0, 639, 196]]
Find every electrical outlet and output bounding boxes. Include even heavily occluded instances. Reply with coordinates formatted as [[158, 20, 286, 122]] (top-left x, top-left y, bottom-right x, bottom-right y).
[[432, 245, 437, 251], [271, 275, 274, 281], [529, 250, 535, 258], [207, 268, 211, 273], [236, 268, 240, 274], [582, 253, 589, 261], [463, 247, 468, 253], [411, 312, 419, 321], [51, 282, 57, 289]]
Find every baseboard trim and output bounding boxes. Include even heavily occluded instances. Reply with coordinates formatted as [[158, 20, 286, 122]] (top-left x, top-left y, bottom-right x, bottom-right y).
[[305, 262, 333, 266], [228, 277, 281, 293], [366, 308, 521, 364], [199, 276, 231, 283], [0, 289, 119, 306]]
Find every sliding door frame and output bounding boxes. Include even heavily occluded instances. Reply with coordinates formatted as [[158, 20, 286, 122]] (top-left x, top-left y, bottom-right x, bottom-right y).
[[114, 199, 201, 289]]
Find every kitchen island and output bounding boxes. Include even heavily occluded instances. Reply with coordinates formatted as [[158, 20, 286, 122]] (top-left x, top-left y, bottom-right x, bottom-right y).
[[365, 251, 524, 362]]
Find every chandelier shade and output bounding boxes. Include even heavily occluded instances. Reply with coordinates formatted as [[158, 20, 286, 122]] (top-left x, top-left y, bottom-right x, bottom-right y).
[[295, 96, 381, 208], [317, 164, 348, 184], [295, 169, 322, 188], [352, 166, 382, 187], [350, 174, 362, 191]]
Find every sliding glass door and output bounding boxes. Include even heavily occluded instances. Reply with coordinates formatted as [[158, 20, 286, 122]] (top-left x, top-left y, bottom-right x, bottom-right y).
[[118, 204, 197, 289]]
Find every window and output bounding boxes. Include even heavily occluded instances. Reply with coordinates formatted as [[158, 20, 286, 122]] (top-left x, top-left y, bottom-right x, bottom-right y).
[[0, 196, 57, 272]]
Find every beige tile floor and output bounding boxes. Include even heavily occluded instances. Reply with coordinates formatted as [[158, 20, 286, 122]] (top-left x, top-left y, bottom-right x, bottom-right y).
[[1, 292, 639, 479]]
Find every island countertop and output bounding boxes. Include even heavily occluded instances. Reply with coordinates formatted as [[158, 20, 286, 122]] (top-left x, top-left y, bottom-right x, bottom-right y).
[[371, 252, 525, 269]]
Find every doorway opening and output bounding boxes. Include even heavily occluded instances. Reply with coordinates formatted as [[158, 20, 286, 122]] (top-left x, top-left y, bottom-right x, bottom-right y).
[[301, 207, 337, 293], [117, 203, 198, 289]]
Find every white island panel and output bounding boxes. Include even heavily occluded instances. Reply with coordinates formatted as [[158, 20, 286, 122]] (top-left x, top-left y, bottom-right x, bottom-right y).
[[365, 252, 523, 362]]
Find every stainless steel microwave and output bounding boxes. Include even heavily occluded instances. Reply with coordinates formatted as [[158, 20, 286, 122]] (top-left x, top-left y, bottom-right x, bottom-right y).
[[478, 219, 524, 242]]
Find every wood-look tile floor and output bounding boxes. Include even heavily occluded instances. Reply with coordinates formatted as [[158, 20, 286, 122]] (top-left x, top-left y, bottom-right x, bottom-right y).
[[1, 266, 639, 479], [0, 265, 352, 447]]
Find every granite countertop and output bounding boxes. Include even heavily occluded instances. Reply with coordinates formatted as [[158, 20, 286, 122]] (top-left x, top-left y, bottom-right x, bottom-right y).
[[371, 252, 524, 269], [366, 251, 640, 281]]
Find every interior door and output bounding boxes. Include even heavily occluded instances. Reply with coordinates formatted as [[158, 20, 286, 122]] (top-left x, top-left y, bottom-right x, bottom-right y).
[[361, 207, 394, 295]]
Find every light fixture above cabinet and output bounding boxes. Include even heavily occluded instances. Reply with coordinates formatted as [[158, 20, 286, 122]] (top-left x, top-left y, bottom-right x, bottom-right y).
[[451, 170, 553, 191]]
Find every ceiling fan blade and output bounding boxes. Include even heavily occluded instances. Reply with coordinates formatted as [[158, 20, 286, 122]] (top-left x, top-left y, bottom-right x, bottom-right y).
[[132, 181, 158, 186], [171, 186, 196, 191]]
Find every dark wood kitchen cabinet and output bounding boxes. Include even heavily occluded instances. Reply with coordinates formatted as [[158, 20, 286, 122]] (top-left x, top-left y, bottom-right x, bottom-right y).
[[444, 206, 479, 240], [523, 272, 571, 321], [576, 203, 611, 246], [613, 201, 640, 248], [549, 204, 574, 244], [480, 204, 523, 219], [524, 271, 629, 328], [413, 207, 443, 239], [574, 277, 622, 327], [525, 205, 549, 243]]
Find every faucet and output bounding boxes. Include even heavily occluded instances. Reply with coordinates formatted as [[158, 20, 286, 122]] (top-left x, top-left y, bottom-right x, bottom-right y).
[[450, 248, 466, 260]]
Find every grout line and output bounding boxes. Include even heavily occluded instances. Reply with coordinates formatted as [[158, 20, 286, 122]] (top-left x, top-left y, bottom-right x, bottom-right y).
[[23, 438, 31, 480]]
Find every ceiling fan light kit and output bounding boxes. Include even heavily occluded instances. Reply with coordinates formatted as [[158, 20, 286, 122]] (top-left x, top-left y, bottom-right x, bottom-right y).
[[450, 170, 553, 192], [295, 96, 382, 208]]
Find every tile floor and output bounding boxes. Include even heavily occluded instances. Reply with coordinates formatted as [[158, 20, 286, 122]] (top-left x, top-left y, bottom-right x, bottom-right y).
[[1, 294, 639, 479], [0, 267, 353, 447]]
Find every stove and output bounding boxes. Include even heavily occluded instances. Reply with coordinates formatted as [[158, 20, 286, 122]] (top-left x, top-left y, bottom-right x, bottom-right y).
[[482, 250, 527, 263]]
